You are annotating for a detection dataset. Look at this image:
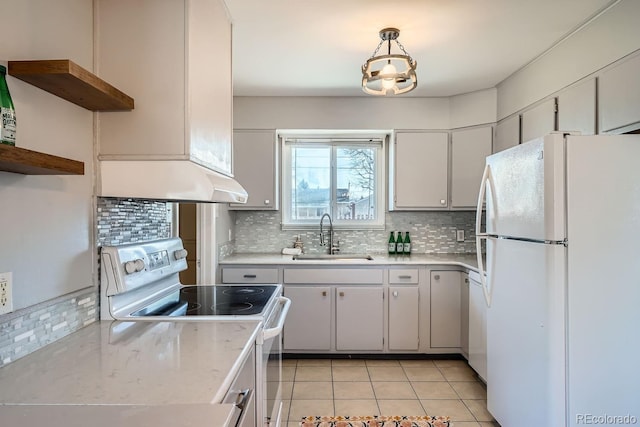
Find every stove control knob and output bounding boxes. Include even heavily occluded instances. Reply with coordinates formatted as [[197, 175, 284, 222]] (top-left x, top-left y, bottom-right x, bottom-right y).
[[124, 259, 145, 274], [174, 249, 188, 260]]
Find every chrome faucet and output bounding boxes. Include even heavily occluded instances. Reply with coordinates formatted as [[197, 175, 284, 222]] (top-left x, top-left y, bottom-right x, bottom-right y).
[[319, 213, 340, 254]]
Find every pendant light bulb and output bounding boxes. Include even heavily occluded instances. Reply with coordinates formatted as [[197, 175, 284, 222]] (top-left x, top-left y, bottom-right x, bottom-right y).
[[381, 62, 397, 90]]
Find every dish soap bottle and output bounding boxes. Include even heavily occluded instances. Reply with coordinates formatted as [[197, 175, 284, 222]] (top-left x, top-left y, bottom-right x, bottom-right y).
[[0, 65, 16, 146]]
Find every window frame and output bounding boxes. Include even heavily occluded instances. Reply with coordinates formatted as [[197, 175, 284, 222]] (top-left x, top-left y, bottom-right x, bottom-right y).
[[281, 132, 388, 230]]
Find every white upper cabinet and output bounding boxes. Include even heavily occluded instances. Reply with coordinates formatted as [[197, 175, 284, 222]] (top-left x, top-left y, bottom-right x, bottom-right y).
[[450, 126, 493, 209], [557, 79, 596, 136], [230, 130, 278, 210], [599, 53, 640, 134], [391, 132, 449, 210], [95, 0, 233, 175], [493, 115, 520, 153], [521, 98, 557, 143]]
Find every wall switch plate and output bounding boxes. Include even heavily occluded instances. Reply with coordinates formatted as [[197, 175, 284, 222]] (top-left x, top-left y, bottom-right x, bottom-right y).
[[0, 272, 13, 315], [456, 230, 465, 242]]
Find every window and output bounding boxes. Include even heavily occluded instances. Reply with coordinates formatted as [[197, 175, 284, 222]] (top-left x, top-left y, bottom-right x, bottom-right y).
[[282, 133, 386, 228]]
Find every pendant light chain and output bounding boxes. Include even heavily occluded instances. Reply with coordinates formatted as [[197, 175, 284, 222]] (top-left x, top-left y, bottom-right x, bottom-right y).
[[395, 39, 412, 57], [368, 39, 386, 60]]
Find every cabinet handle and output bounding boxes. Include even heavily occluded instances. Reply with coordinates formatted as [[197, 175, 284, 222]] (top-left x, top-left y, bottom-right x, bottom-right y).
[[398, 275, 412, 279], [243, 274, 257, 278], [434, 274, 440, 280], [465, 278, 469, 283], [339, 291, 345, 297], [440, 199, 446, 205], [264, 199, 270, 205], [393, 291, 398, 297], [322, 291, 327, 297]]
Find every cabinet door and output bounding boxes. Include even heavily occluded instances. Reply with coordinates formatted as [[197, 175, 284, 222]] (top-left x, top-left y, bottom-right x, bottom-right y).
[[283, 286, 331, 351], [521, 98, 556, 143], [557, 79, 596, 136], [451, 126, 493, 208], [336, 286, 383, 351], [388, 286, 419, 351], [392, 132, 449, 209], [230, 130, 278, 210], [96, 0, 232, 174], [468, 277, 487, 381], [494, 115, 520, 153], [600, 53, 640, 133], [430, 271, 462, 348], [460, 274, 469, 357]]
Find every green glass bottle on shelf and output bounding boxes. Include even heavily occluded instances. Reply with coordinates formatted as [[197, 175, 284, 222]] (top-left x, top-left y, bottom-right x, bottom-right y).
[[396, 231, 404, 254], [0, 65, 16, 146], [403, 231, 411, 255], [388, 231, 396, 255]]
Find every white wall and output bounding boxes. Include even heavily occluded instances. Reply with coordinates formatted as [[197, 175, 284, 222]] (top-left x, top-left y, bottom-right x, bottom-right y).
[[449, 89, 497, 129], [234, 96, 451, 130], [234, 90, 497, 131], [497, 0, 640, 120], [0, 0, 95, 310]]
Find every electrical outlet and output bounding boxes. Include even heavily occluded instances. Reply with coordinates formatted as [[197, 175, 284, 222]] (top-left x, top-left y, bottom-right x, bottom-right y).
[[0, 272, 13, 315], [456, 230, 465, 242]]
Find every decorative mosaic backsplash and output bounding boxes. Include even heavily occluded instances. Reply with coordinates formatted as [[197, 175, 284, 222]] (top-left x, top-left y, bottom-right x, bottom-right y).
[[0, 290, 97, 367], [233, 210, 482, 255], [97, 198, 172, 246], [0, 199, 172, 368]]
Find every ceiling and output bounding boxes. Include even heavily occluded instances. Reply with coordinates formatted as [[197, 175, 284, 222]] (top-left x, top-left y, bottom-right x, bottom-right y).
[[226, 0, 615, 97]]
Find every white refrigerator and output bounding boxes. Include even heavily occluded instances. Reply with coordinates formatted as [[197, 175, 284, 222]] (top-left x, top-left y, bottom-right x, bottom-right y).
[[475, 133, 640, 427]]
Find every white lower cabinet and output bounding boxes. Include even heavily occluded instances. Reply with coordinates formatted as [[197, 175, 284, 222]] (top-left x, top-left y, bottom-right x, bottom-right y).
[[430, 271, 462, 348], [460, 274, 470, 358], [336, 287, 384, 351], [388, 286, 419, 351], [468, 271, 487, 381], [283, 286, 331, 351]]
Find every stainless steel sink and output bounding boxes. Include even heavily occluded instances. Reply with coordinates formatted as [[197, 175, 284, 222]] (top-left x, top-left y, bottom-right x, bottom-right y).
[[292, 254, 374, 261]]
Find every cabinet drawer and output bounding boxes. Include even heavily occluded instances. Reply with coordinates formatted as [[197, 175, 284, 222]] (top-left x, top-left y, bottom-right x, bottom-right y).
[[388, 269, 419, 284], [221, 268, 279, 284], [284, 268, 384, 284]]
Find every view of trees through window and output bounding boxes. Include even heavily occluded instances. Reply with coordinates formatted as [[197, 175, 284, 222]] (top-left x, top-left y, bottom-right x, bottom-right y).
[[290, 144, 378, 222]]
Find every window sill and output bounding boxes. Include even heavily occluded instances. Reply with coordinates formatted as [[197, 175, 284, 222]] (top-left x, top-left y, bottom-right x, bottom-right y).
[[281, 223, 386, 231]]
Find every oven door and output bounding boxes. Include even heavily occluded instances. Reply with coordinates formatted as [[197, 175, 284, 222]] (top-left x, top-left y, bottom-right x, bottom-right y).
[[259, 296, 291, 427]]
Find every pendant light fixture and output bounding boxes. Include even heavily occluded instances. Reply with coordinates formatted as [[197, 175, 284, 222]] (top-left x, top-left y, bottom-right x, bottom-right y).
[[362, 28, 417, 96]]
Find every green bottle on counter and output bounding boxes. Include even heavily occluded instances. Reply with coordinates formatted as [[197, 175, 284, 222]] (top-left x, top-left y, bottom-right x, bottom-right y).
[[403, 231, 411, 255], [388, 231, 396, 254], [0, 65, 16, 146], [395, 231, 404, 254]]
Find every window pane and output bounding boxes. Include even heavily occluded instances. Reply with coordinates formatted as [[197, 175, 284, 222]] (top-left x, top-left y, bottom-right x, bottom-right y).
[[336, 147, 377, 221], [290, 146, 330, 220]]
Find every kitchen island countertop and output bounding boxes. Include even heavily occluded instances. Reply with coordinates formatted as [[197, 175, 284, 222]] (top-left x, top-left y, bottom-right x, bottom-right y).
[[220, 252, 481, 271], [0, 319, 261, 425]]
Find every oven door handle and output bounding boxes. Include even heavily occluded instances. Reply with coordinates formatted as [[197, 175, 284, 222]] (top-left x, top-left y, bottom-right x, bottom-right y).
[[262, 297, 291, 340]]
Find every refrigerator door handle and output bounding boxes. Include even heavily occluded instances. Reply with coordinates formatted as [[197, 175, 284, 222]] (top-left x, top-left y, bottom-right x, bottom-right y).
[[476, 163, 493, 307]]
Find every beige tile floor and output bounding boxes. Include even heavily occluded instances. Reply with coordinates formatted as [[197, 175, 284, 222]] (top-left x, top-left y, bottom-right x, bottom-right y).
[[282, 358, 500, 427]]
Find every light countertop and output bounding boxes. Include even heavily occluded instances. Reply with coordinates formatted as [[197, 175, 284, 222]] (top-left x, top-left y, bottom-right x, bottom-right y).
[[0, 320, 261, 425], [220, 252, 481, 271], [0, 404, 236, 427]]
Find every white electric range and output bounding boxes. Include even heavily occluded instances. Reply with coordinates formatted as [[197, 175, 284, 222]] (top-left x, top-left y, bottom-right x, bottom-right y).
[[100, 237, 290, 427]]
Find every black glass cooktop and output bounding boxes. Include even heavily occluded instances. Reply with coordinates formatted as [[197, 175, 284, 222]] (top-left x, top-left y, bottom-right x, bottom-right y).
[[131, 285, 278, 317]]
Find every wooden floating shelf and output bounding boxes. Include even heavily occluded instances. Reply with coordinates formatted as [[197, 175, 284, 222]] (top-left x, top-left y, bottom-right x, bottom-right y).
[[8, 59, 134, 111], [0, 144, 84, 175]]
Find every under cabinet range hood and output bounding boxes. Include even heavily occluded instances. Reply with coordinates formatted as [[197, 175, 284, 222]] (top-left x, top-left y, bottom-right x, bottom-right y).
[[98, 160, 248, 203]]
